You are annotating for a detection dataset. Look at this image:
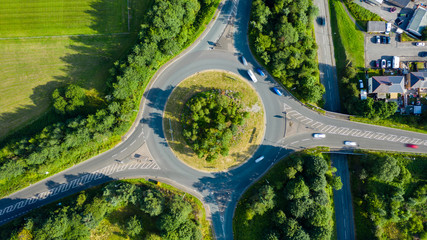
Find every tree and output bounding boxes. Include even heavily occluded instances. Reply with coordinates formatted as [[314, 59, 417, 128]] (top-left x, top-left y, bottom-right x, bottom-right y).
[[373, 155, 400, 182], [306, 203, 332, 227], [140, 190, 164, 216], [330, 176, 343, 190], [251, 185, 275, 215], [304, 155, 328, 176], [127, 215, 143, 237], [421, 28, 427, 41], [285, 177, 310, 200], [52, 84, 86, 115]]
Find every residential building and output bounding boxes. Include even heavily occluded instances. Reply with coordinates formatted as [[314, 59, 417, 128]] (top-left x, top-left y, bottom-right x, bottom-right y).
[[387, 0, 410, 8], [406, 6, 427, 37], [368, 76, 406, 99], [407, 72, 427, 94]]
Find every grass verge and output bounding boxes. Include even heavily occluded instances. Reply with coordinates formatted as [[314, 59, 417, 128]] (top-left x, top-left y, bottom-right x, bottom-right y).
[[329, 0, 365, 71], [350, 115, 427, 134], [163, 71, 265, 171], [342, 0, 382, 30]]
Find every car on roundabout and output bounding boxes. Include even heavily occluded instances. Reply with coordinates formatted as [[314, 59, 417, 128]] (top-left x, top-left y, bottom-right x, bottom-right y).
[[255, 156, 265, 163], [344, 141, 357, 146], [256, 68, 265, 76], [313, 133, 326, 139], [273, 87, 283, 96], [241, 56, 248, 66]]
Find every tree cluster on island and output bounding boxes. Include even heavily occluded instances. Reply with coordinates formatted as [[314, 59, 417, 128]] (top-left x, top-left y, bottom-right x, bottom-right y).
[[181, 90, 249, 162]]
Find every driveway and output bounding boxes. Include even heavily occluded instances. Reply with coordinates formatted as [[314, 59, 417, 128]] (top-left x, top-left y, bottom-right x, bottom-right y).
[[365, 33, 427, 68]]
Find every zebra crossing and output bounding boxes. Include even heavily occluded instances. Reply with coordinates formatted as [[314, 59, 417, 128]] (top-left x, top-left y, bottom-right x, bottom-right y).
[[284, 103, 427, 146], [0, 158, 160, 221]]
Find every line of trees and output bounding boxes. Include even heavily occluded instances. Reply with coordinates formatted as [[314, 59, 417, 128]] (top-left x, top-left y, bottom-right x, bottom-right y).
[[235, 152, 342, 240], [0, 181, 206, 239], [181, 90, 249, 161], [0, 0, 220, 197], [350, 153, 426, 239], [249, 0, 325, 104]]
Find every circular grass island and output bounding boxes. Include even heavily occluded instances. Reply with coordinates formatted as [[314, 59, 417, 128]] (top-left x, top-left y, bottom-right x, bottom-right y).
[[163, 71, 265, 171]]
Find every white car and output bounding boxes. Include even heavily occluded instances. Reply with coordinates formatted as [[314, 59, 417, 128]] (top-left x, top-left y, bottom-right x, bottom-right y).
[[241, 56, 248, 65], [344, 141, 357, 146], [255, 156, 264, 163], [247, 70, 258, 83], [416, 42, 425, 46], [313, 133, 326, 138]]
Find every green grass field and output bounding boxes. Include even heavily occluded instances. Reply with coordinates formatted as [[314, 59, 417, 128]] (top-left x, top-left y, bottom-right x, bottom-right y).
[[0, 0, 152, 140]]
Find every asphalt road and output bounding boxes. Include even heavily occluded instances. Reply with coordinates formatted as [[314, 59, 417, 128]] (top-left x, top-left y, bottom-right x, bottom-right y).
[[332, 154, 356, 240], [1, 0, 427, 240], [313, 0, 341, 112]]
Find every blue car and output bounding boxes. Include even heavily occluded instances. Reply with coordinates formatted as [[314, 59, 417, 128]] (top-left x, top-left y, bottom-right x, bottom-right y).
[[273, 87, 282, 96], [256, 68, 265, 77]]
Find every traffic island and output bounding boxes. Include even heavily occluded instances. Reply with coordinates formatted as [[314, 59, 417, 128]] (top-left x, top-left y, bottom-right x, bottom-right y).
[[163, 70, 265, 171]]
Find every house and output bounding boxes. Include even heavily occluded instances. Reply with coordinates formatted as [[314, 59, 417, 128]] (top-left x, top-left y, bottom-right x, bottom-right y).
[[367, 21, 386, 33], [407, 72, 427, 93], [406, 6, 427, 37], [368, 76, 406, 99], [387, 0, 411, 8]]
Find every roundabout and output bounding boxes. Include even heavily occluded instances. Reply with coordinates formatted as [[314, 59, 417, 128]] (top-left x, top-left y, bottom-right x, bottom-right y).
[[1, 0, 427, 240], [163, 70, 265, 171]]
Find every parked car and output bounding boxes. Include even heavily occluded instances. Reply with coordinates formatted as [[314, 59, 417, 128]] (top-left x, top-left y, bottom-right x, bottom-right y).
[[375, 60, 380, 68], [386, 36, 391, 44], [273, 87, 283, 96], [395, 18, 403, 26], [247, 69, 258, 82], [387, 60, 392, 68], [359, 79, 364, 89], [416, 42, 425, 46], [406, 144, 418, 149], [241, 56, 248, 66], [420, 52, 427, 57], [256, 68, 265, 76], [390, 7, 396, 12], [313, 133, 326, 139], [344, 141, 357, 146], [381, 36, 386, 44], [381, 59, 386, 69], [375, 35, 381, 43]]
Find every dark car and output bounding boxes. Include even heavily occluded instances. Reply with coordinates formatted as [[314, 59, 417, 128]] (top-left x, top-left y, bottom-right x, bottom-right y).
[[256, 68, 265, 77], [381, 36, 386, 44], [386, 36, 391, 44], [318, 17, 325, 26], [419, 52, 427, 57], [390, 7, 396, 13], [375, 60, 380, 68], [395, 18, 404, 26], [375, 35, 381, 44]]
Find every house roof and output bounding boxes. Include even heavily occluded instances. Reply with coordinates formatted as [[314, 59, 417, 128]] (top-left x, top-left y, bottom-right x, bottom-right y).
[[370, 76, 405, 93], [407, 6, 427, 37], [409, 72, 427, 88], [387, 0, 411, 8], [367, 21, 386, 32]]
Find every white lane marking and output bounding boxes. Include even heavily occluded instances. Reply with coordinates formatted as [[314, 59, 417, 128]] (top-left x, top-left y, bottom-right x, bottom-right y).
[[301, 139, 310, 142], [138, 132, 143, 138], [130, 140, 136, 146], [120, 148, 127, 153], [112, 154, 117, 157], [291, 141, 300, 145]]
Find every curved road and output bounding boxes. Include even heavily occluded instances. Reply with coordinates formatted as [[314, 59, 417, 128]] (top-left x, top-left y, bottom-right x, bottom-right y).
[[1, 0, 427, 239]]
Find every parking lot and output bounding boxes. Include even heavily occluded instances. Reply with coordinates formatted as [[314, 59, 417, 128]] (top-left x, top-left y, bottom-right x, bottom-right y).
[[365, 32, 427, 68]]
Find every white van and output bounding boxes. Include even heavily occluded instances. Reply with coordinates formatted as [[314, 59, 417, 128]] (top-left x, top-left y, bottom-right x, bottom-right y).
[[247, 70, 258, 83], [385, 23, 391, 34]]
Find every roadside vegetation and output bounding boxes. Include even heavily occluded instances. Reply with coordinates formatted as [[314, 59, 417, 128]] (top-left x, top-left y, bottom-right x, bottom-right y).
[[164, 71, 265, 171], [342, 0, 382, 30], [233, 148, 342, 240], [249, 0, 325, 105], [0, 179, 213, 239], [0, 0, 221, 198], [348, 152, 426, 239]]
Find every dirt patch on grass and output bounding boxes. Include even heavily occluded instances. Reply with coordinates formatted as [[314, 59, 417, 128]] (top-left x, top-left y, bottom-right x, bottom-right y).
[[163, 70, 265, 171]]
